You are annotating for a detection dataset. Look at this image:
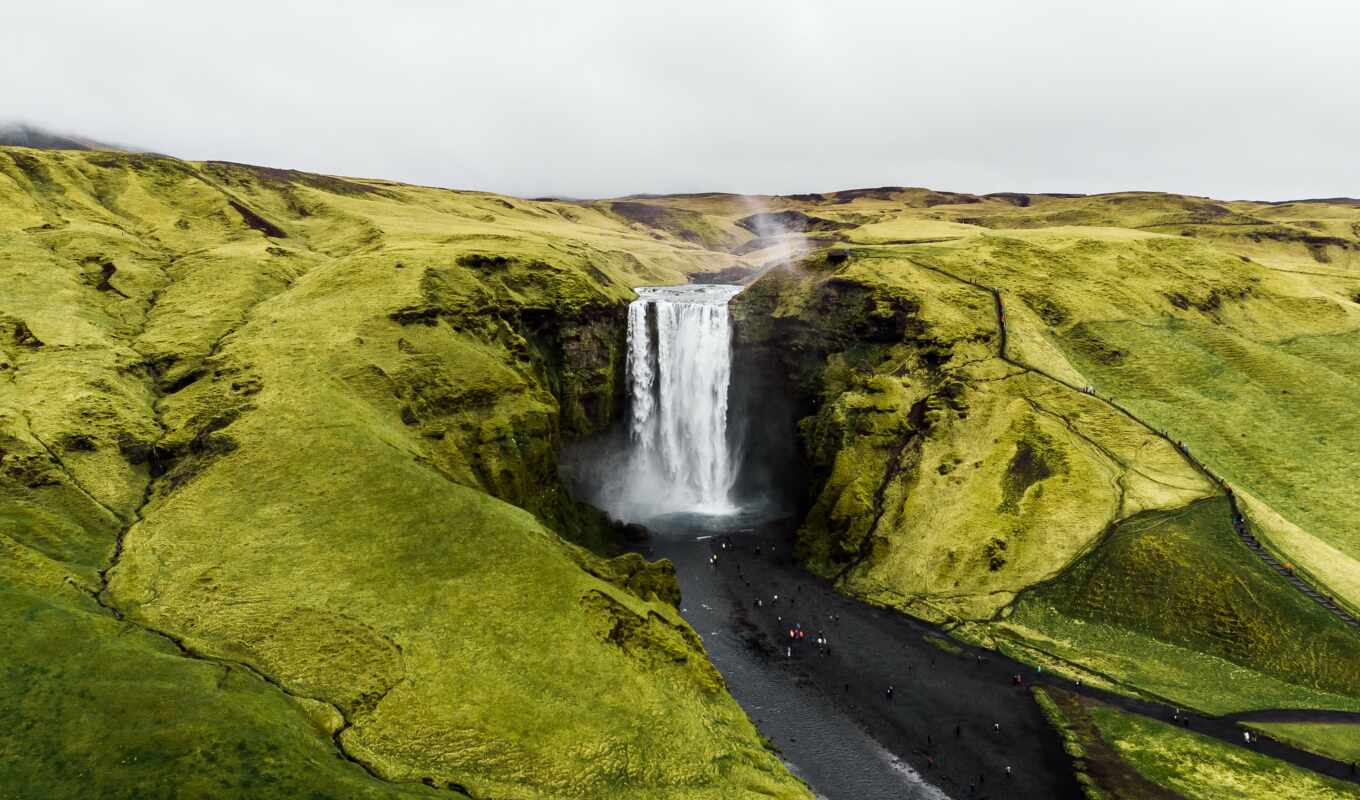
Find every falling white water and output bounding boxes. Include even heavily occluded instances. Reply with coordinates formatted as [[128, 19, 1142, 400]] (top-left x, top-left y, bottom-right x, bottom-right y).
[[612, 284, 743, 519]]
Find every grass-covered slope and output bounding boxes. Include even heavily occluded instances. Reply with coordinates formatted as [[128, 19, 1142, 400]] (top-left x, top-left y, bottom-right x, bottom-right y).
[[0, 147, 806, 798], [716, 189, 1360, 717], [1033, 688, 1354, 800], [1006, 498, 1360, 714], [6, 146, 1359, 795], [1246, 722, 1360, 765], [731, 250, 1212, 623], [1035, 688, 1360, 800]]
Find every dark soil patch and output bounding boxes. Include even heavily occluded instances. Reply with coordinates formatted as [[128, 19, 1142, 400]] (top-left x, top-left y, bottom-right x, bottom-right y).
[[1020, 291, 1069, 326], [6, 152, 62, 194], [1064, 326, 1126, 366], [12, 320, 44, 348], [829, 186, 905, 203], [227, 200, 287, 238], [203, 161, 382, 196], [923, 192, 982, 207], [736, 210, 856, 235], [998, 435, 1061, 514], [985, 193, 1032, 207]]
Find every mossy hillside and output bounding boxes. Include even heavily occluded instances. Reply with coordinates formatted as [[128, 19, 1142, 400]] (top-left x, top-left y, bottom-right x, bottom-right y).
[[1007, 498, 1360, 713], [0, 145, 744, 537], [638, 190, 1360, 791], [733, 254, 1210, 622], [909, 190, 1360, 274], [108, 440, 795, 798], [604, 200, 744, 251], [839, 369, 1213, 621], [682, 189, 1359, 715], [913, 229, 1360, 544], [1035, 687, 1358, 800], [0, 574, 440, 799], [745, 214, 1360, 614], [731, 255, 997, 580], [884, 227, 1360, 612], [998, 608, 1360, 716], [1235, 490, 1360, 623], [1246, 722, 1360, 765], [8, 148, 1360, 795], [1059, 319, 1360, 599], [1086, 698, 1359, 800], [1230, 199, 1360, 272], [0, 147, 810, 798]]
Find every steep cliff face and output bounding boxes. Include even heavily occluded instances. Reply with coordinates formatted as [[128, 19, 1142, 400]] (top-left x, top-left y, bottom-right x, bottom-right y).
[[0, 149, 809, 799]]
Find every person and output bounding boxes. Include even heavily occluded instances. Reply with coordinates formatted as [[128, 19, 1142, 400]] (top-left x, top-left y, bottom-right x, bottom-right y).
[[1005, 765, 1012, 779], [887, 685, 894, 700], [955, 724, 962, 738], [1243, 730, 1251, 744], [786, 646, 791, 658], [993, 722, 1000, 732]]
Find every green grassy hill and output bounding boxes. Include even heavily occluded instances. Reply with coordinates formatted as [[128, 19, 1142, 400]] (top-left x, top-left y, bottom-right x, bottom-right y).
[[0, 148, 806, 798], [1035, 687, 1360, 799], [716, 190, 1360, 718], [5, 145, 1359, 796]]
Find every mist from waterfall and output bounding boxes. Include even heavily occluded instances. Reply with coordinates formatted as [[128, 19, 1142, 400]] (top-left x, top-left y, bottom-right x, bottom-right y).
[[600, 284, 743, 521]]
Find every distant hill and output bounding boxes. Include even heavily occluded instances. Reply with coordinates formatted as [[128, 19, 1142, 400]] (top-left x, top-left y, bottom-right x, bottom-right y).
[[0, 122, 131, 152]]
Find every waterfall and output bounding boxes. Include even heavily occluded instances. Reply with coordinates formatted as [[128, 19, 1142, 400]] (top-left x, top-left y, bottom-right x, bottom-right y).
[[614, 284, 742, 519]]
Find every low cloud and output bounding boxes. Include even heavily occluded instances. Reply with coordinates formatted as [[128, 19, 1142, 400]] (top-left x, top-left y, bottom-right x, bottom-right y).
[[4, 1, 1357, 200]]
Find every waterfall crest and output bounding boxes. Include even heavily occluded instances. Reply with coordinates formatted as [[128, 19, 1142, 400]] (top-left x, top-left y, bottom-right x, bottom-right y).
[[612, 284, 742, 519]]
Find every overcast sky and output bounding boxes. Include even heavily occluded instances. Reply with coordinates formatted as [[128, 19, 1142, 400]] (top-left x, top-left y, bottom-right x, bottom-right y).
[[5, 1, 1357, 200]]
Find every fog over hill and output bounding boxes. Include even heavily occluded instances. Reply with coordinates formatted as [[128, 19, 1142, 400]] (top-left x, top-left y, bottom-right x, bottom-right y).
[[0, 122, 130, 152]]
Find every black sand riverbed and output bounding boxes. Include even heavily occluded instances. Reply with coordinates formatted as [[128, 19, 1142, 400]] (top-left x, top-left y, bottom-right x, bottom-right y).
[[643, 510, 1360, 799]]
